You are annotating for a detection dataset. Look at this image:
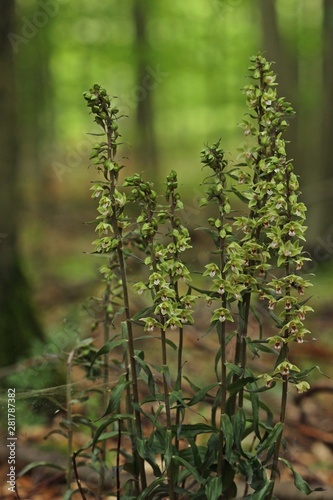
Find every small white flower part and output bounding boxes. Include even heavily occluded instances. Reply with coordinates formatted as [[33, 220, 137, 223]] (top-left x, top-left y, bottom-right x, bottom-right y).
[[148, 325, 154, 332], [154, 279, 160, 285], [218, 287, 225, 295], [209, 270, 216, 277], [219, 314, 226, 322]]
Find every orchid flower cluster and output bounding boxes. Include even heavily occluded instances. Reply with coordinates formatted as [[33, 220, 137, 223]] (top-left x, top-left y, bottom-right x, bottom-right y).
[[238, 54, 313, 393], [125, 171, 197, 334]]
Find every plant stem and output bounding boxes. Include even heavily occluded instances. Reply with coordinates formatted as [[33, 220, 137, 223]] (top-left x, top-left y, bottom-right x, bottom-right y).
[[103, 107, 146, 494], [269, 170, 292, 497], [149, 228, 175, 499], [66, 349, 75, 491]]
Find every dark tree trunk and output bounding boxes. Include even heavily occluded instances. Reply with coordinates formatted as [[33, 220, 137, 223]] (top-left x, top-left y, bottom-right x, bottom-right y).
[[0, 0, 43, 367], [260, 0, 299, 162], [319, 0, 333, 243], [132, 0, 159, 181], [260, 0, 325, 245]]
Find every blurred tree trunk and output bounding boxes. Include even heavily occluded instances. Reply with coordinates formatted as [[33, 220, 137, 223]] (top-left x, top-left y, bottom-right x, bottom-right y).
[[260, 0, 299, 163], [132, 0, 159, 180], [260, 0, 324, 245], [0, 0, 43, 367], [17, 1, 55, 218], [320, 0, 333, 241]]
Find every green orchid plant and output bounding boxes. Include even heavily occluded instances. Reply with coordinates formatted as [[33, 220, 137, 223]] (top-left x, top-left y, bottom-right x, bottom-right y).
[[70, 54, 321, 499]]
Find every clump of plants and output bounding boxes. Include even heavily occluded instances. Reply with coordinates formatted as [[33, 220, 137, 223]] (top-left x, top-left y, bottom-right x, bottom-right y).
[[19, 54, 323, 499]]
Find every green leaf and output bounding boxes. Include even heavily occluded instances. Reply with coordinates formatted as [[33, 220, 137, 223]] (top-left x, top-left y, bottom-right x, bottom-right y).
[[100, 376, 130, 418], [233, 408, 246, 452], [173, 423, 216, 440], [134, 353, 158, 397], [248, 382, 261, 439], [255, 422, 283, 456], [138, 476, 166, 499], [63, 488, 90, 500], [18, 461, 66, 477], [231, 186, 251, 203], [279, 458, 326, 495], [161, 364, 171, 387], [188, 383, 218, 406], [134, 335, 177, 351], [92, 414, 134, 451], [164, 429, 173, 468], [43, 429, 68, 439], [172, 455, 206, 485], [245, 480, 273, 500], [132, 305, 155, 321], [136, 437, 161, 476], [183, 375, 201, 393], [89, 338, 127, 369], [201, 433, 219, 471], [205, 476, 222, 499], [221, 413, 233, 459]]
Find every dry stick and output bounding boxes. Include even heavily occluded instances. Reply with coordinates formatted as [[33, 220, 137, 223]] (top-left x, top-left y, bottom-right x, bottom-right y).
[[72, 451, 88, 500]]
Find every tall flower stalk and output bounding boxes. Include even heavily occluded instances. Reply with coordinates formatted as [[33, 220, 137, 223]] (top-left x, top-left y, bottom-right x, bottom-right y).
[[83, 85, 147, 494]]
